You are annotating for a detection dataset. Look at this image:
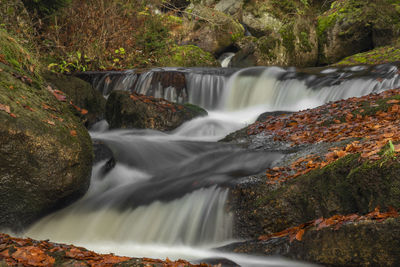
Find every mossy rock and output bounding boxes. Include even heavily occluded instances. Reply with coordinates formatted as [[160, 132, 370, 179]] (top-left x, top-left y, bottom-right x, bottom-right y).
[[105, 91, 207, 131], [231, 16, 318, 67], [158, 45, 219, 67], [0, 30, 92, 231], [43, 72, 106, 127], [317, 0, 400, 65], [232, 153, 400, 238], [225, 218, 400, 266], [179, 4, 244, 55], [334, 43, 400, 66]]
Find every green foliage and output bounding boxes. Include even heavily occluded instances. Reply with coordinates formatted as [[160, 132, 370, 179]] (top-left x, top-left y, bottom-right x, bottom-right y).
[[47, 51, 91, 73], [22, 0, 71, 18]]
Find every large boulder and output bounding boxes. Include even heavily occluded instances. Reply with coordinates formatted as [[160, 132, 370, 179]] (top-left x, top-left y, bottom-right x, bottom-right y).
[[221, 87, 400, 266], [178, 4, 244, 55], [43, 72, 106, 128], [231, 154, 400, 238], [0, 31, 92, 231], [231, 17, 318, 67], [317, 0, 400, 65], [105, 91, 207, 131]]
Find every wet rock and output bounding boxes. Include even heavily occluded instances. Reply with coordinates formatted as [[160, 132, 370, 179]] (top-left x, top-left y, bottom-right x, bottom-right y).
[[93, 140, 114, 164], [43, 72, 106, 128], [0, 63, 92, 231], [0, 233, 204, 267], [105, 91, 207, 131], [198, 257, 240, 267], [223, 218, 400, 267], [230, 153, 400, 238]]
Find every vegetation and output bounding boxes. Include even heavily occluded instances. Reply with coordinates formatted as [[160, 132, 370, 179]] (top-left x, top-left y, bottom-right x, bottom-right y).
[[334, 42, 400, 66]]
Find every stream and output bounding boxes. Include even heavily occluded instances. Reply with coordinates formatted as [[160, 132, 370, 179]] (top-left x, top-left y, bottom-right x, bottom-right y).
[[24, 63, 400, 266]]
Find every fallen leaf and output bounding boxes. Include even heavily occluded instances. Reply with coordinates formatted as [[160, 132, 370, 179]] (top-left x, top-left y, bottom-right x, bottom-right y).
[[0, 103, 11, 114], [70, 130, 77, 136], [295, 229, 305, 241], [44, 120, 55, 126]]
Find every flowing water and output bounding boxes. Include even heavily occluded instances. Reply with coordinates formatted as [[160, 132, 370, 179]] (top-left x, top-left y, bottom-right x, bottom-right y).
[[25, 63, 400, 266]]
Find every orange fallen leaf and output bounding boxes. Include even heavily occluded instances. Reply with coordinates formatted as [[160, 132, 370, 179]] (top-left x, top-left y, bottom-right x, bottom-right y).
[[70, 130, 77, 136]]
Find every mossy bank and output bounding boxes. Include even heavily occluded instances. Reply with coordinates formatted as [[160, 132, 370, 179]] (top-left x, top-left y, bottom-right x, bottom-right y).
[[0, 29, 93, 231]]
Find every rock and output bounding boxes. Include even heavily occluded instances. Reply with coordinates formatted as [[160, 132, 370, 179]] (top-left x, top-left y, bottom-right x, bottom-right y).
[[0, 31, 92, 231], [179, 4, 244, 55], [43, 72, 106, 127], [223, 218, 400, 267], [317, 0, 400, 65], [242, 9, 282, 38], [333, 43, 400, 66], [231, 18, 318, 68], [215, 0, 243, 18], [231, 153, 400, 238], [105, 91, 207, 131]]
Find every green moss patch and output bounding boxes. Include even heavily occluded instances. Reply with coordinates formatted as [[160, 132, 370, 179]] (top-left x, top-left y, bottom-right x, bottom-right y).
[[334, 44, 400, 66], [159, 45, 218, 67]]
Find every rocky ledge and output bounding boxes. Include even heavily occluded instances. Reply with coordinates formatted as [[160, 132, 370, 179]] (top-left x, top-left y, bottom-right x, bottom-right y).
[[0, 233, 209, 267], [105, 91, 207, 131], [223, 88, 400, 266]]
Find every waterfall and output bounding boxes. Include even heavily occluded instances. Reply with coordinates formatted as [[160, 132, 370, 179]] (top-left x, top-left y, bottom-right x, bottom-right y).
[[88, 70, 138, 96], [222, 64, 400, 111], [219, 52, 236, 68], [76, 63, 400, 113], [25, 127, 282, 264]]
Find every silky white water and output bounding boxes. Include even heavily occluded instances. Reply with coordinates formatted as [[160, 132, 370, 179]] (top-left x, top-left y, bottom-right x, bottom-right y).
[[24, 63, 400, 266]]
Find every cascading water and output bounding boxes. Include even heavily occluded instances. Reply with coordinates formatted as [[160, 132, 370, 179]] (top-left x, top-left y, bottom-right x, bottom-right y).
[[223, 64, 400, 111], [23, 63, 400, 266]]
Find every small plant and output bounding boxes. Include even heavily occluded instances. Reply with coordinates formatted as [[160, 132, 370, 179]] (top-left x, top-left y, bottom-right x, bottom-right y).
[[380, 140, 397, 167], [48, 51, 91, 73]]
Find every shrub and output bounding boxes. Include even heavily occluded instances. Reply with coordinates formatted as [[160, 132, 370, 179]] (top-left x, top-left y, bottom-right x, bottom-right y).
[[22, 0, 71, 18]]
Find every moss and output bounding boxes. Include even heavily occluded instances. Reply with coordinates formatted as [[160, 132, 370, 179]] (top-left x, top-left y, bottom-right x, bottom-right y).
[[334, 44, 400, 66], [299, 31, 312, 52], [158, 45, 218, 67], [256, 36, 280, 60], [251, 152, 400, 234], [0, 30, 93, 230], [0, 29, 41, 79], [279, 23, 296, 55], [183, 103, 208, 117]]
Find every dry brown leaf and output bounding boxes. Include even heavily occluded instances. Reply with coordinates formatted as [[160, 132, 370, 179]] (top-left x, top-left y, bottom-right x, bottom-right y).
[[295, 229, 305, 241]]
